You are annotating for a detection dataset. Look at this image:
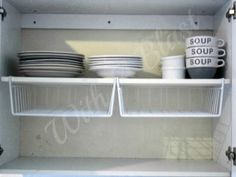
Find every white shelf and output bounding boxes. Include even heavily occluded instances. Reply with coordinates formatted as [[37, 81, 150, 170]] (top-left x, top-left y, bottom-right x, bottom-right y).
[[119, 79, 230, 86], [1, 76, 115, 85], [1, 77, 230, 86], [0, 157, 230, 177]]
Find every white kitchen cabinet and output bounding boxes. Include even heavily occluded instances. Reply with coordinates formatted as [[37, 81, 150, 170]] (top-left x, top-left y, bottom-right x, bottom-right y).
[[0, 0, 235, 177]]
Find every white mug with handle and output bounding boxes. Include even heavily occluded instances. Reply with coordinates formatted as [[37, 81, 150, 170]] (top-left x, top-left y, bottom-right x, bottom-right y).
[[186, 57, 225, 68], [186, 36, 225, 48], [186, 47, 226, 58]]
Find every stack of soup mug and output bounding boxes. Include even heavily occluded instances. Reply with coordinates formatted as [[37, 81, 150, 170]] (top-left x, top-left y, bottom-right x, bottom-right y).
[[185, 36, 226, 78]]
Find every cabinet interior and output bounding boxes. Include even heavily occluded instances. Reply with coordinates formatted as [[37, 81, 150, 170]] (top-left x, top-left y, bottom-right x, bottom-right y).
[[0, 0, 233, 176]]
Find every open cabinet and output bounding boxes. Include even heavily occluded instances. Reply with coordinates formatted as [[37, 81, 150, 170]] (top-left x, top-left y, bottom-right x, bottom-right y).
[[0, 0, 235, 176]]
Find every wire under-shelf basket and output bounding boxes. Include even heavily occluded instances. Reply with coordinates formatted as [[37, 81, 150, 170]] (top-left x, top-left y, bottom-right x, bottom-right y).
[[117, 79, 225, 118], [6, 77, 116, 118]]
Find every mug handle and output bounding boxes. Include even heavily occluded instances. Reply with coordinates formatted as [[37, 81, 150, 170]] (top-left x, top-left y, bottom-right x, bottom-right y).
[[216, 59, 225, 68], [218, 49, 226, 57], [217, 39, 225, 47]]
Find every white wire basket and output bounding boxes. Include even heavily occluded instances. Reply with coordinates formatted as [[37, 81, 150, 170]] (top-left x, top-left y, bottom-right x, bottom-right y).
[[5, 77, 116, 118], [117, 79, 225, 118]]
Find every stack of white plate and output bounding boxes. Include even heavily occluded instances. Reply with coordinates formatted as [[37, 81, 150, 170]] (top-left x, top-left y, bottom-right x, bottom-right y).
[[88, 55, 143, 77], [18, 51, 85, 77]]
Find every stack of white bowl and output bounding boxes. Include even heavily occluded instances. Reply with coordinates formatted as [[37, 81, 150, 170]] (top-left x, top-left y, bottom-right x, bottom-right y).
[[160, 55, 185, 79], [185, 36, 226, 78]]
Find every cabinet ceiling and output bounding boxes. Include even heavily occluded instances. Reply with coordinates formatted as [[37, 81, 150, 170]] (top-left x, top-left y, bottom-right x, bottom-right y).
[[7, 0, 228, 15]]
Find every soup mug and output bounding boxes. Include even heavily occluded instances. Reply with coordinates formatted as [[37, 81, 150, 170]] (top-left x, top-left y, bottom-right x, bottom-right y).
[[186, 36, 225, 48], [186, 57, 225, 68], [186, 47, 226, 58]]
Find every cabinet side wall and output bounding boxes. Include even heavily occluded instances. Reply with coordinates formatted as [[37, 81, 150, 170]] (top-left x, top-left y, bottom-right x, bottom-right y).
[[0, 0, 21, 166], [20, 29, 215, 160], [213, 1, 232, 170]]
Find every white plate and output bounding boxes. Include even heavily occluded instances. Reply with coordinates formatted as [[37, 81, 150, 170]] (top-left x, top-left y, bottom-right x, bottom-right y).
[[19, 51, 84, 57], [20, 58, 84, 63], [20, 62, 84, 68], [90, 65, 143, 69], [19, 56, 84, 61], [19, 55, 84, 60], [88, 58, 142, 62], [90, 65, 142, 70], [88, 55, 142, 59], [89, 60, 142, 65], [19, 63, 84, 69], [20, 70, 81, 77], [19, 66, 83, 72]]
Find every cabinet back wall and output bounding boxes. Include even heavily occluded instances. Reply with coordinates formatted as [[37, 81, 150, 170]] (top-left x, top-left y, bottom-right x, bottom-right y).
[[20, 29, 213, 159]]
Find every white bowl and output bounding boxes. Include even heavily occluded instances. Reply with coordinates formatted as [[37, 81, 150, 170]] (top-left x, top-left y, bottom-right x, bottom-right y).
[[161, 55, 185, 68], [162, 67, 185, 79], [94, 69, 137, 78]]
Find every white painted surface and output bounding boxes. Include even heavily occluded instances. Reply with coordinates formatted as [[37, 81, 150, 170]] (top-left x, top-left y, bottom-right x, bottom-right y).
[[231, 0, 236, 176], [0, 0, 21, 166], [213, 0, 232, 170], [19, 116, 213, 159], [6, 0, 228, 15], [21, 14, 213, 30], [0, 157, 230, 177]]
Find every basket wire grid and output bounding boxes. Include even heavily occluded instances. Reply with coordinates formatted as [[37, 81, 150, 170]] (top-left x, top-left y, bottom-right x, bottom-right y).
[[8, 78, 116, 118]]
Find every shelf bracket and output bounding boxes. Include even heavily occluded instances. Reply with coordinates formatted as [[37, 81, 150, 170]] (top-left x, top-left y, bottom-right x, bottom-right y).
[[0, 6, 7, 21], [226, 146, 236, 166], [226, 1, 236, 22], [0, 145, 3, 156]]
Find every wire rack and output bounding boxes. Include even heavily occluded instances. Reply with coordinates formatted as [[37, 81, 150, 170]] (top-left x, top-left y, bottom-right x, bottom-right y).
[[117, 79, 225, 118], [2, 77, 227, 118], [6, 77, 116, 118]]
